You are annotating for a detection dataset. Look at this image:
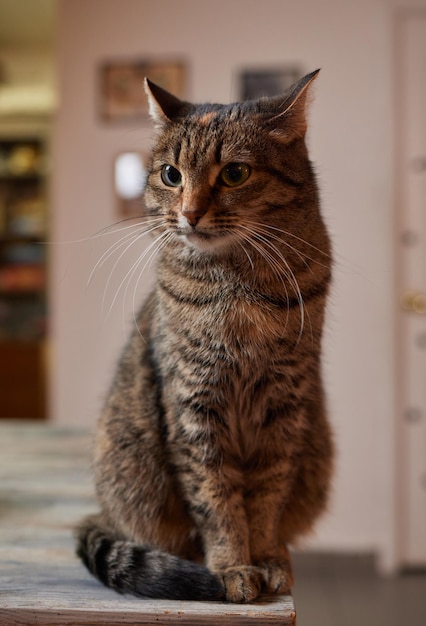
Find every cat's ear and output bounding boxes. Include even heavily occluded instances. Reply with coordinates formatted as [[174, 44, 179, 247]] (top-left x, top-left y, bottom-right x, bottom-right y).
[[262, 69, 320, 140], [144, 78, 192, 125]]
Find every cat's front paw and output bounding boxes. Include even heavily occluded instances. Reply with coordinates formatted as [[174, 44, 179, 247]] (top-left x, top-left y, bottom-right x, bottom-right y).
[[257, 559, 294, 595], [219, 565, 263, 603]]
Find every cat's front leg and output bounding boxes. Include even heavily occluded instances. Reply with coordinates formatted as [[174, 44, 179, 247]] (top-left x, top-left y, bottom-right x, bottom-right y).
[[218, 565, 265, 603], [181, 468, 263, 602], [202, 496, 264, 602], [253, 554, 294, 596], [245, 486, 294, 596], [202, 489, 291, 601]]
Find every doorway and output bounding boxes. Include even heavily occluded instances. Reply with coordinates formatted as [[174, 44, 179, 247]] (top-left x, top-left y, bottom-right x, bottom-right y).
[[395, 9, 426, 568]]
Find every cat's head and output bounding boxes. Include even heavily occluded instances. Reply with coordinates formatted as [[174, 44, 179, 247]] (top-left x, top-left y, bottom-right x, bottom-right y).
[[143, 71, 320, 257]]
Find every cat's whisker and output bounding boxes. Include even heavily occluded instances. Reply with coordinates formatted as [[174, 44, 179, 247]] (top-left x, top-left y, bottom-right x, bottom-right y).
[[262, 234, 316, 347], [250, 221, 362, 276], [256, 233, 308, 342], [130, 231, 175, 337], [237, 224, 291, 287], [47, 215, 164, 246], [252, 240, 294, 333], [124, 230, 171, 310], [246, 222, 311, 270], [89, 221, 164, 287], [104, 229, 169, 319], [89, 229, 147, 286], [91, 215, 164, 238], [241, 223, 318, 346], [276, 227, 358, 274], [234, 236, 255, 271], [236, 228, 282, 282], [252, 222, 331, 259], [244, 220, 328, 270], [101, 230, 154, 317], [236, 228, 292, 333], [239, 224, 307, 340]]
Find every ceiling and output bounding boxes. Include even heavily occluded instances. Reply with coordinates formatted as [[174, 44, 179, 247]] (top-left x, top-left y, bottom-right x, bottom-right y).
[[0, 0, 55, 46]]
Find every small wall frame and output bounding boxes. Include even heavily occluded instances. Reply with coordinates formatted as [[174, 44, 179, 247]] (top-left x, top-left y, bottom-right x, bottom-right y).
[[100, 59, 186, 122], [239, 66, 302, 100]]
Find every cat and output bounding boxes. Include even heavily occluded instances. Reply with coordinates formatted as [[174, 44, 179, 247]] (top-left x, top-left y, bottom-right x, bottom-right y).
[[76, 69, 333, 604]]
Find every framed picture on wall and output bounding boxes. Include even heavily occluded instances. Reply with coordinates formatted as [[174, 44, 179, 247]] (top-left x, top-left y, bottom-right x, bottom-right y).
[[100, 60, 186, 122], [240, 66, 302, 100]]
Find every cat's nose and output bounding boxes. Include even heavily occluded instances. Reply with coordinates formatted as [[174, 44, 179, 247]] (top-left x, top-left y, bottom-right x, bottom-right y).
[[181, 204, 208, 227], [183, 212, 201, 227]]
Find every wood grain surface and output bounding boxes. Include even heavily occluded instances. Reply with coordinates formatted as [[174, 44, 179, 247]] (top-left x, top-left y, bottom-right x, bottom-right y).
[[0, 422, 296, 625]]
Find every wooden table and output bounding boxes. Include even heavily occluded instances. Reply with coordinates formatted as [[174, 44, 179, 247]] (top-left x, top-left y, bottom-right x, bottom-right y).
[[0, 422, 296, 625]]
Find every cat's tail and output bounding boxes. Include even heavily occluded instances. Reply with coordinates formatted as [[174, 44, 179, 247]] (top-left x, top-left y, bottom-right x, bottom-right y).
[[75, 515, 225, 601]]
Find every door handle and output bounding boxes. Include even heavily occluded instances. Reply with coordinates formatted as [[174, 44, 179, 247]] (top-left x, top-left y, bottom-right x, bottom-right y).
[[402, 291, 426, 315]]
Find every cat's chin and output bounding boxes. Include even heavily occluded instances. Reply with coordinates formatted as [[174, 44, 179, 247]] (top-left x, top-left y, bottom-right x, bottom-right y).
[[182, 231, 233, 255]]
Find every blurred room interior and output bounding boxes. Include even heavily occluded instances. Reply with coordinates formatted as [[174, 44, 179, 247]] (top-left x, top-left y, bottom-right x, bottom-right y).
[[0, 1, 425, 624]]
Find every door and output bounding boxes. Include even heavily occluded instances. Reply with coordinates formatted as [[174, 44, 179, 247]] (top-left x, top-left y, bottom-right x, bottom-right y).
[[396, 10, 426, 567]]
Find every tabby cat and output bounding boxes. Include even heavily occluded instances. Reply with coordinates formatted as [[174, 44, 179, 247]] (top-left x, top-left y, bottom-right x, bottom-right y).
[[76, 70, 333, 603]]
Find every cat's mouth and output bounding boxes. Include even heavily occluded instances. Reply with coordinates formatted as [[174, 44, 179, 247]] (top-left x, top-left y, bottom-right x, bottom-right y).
[[186, 229, 214, 242], [177, 226, 232, 252]]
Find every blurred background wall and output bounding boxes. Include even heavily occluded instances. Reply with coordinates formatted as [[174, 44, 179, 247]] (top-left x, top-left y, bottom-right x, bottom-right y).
[[1, 0, 425, 575]]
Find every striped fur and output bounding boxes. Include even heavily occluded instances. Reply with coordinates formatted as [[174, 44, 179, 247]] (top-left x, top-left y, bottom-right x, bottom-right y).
[[76, 70, 334, 603]]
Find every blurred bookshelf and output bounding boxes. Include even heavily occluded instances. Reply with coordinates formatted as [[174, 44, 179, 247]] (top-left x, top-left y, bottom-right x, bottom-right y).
[[0, 136, 48, 419]]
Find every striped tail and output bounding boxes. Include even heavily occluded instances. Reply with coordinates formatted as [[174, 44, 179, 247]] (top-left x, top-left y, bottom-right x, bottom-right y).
[[76, 515, 224, 601]]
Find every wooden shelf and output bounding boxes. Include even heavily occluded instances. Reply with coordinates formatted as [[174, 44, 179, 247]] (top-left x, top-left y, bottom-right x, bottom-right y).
[[0, 172, 44, 181], [0, 341, 47, 418]]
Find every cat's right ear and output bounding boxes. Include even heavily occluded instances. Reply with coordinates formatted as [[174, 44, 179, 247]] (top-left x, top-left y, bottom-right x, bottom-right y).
[[262, 69, 320, 141], [144, 78, 192, 126]]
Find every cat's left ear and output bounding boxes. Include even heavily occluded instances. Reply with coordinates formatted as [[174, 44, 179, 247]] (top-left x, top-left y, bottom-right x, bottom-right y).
[[144, 78, 193, 126], [262, 69, 320, 140]]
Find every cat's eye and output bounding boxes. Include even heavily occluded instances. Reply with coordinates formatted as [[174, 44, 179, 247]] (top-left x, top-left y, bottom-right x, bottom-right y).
[[219, 163, 251, 187], [161, 165, 182, 187]]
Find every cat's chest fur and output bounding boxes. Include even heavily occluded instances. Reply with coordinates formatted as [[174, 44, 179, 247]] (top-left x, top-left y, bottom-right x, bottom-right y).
[[153, 260, 310, 464], [157, 255, 293, 353]]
